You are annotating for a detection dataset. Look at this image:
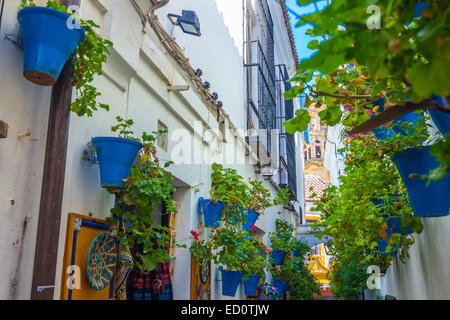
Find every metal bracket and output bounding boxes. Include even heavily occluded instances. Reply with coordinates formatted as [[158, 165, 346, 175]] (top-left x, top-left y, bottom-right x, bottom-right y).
[[5, 32, 23, 50], [37, 285, 55, 292], [197, 197, 204, 214], [82, 147, 99, 164]]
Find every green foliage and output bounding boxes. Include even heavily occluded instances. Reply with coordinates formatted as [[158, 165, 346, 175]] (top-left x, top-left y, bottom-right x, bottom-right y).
[[268, 231, 322, 300], [107, 120, 177, 271], [190, 222, 268, 279], [210, 164, 292, 216], [329, 259, 369, 300], [247, 179, 272, 213], [310, 132, 424, 272], [21, 0, 113, 117], [427, 133, 450, 182], [111, 116, 135, 139], [210, 163, 252, 210], [272, 187, 291, 208], [283, 109, 311, 134], [283, 0, 449, 172]]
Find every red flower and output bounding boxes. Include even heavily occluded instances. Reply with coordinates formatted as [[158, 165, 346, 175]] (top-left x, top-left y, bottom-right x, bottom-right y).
[[278, 211, 282, 215], [191, 230, 199, 241], [250, 225, 257, 233], [287, 256, 292, 260], [325, 236, 329, 240]]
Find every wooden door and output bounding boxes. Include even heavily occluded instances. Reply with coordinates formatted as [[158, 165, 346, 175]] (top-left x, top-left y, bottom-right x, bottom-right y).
[[190, 256, 211, 300]]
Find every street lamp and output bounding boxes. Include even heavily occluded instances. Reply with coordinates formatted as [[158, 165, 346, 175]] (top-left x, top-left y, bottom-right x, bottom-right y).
[[168, 10, 201, 37]]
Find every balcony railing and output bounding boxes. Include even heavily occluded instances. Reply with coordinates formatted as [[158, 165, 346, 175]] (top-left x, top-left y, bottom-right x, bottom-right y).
[[245, 40, 276, 161], [276, 64, 297, 200]]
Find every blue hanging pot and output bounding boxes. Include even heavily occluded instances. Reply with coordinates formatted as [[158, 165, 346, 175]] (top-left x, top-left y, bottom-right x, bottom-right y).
[[371, 98, 396, 142], [391, 146, 450, 217], [376, 240, 398, 257], [18, 7, 86, 86], [273, 278, 288, 295], [392, 111, 426, 137], [92, 137, 143, 189], [199, 198, 224, 227], [383, 214, 413, 236], [219, 267, 243, 297], [243, 275, 261, 296], [242, 209, 260, 232], [272, 249, 285, 265], [428, 95, 450, 135]]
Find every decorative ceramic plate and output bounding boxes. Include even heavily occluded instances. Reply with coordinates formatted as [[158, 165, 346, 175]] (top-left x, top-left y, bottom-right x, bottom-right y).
[[200, 259, 210, 284], [86, 232, 117, 291]]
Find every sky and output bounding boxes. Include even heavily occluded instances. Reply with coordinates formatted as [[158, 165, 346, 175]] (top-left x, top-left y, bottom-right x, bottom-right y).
[[284, 0, 329, 62]]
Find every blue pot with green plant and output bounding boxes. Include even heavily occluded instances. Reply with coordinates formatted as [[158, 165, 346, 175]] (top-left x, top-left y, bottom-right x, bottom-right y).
[[18, 7, 86, 86], [199, 198, 225, 227], [428, 95, 450, 135], [92, 137, 143, 189], [272, 250, 285, 265], [273, 278, 288, 295]]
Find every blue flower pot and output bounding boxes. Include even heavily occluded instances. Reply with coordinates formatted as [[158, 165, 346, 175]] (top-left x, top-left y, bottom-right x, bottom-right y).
[[272, 250, 285, 265], [18, 7, 86, 86], [428, 96, 450, 135], [92, 137, 143, 189], [274, 279, 288, 295], [242, 209, 260, 232], [391, 146, 450, 217], [220, 268, 243, 297], [373, 126, 395, 142], [371, 98, 396, 142], [392, 111, 426, 137], [243, 275, 261, 296], [383, 214, 413, 236], [377, 240, 398, 257], [199, 198, 225, 227]]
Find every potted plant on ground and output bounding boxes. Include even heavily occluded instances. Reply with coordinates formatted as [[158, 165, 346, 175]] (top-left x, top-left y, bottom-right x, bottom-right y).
[[20, 0, 112, 117]]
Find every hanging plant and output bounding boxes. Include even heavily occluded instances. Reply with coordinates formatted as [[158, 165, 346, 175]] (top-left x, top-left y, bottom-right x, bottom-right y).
[[21, 0, 113, 117], [106, 118, 181, 271]]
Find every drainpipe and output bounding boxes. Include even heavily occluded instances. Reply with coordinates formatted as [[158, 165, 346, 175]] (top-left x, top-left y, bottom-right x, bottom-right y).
[[30, 0, 80, 300]]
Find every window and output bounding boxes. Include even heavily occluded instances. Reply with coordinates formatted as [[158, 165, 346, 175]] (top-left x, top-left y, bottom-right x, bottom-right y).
[[157, 120, 168, 152]]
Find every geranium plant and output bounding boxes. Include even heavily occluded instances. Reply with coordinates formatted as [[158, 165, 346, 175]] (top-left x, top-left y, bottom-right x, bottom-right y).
[[21, 0, 113, 117]]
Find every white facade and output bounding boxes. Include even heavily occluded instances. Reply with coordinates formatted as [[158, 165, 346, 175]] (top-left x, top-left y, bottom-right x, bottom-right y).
[[0, 0, 303, 300]]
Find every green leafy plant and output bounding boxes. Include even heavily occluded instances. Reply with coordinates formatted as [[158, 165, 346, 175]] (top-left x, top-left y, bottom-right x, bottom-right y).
[[310, 132, 424, 274], [328, 258, 369, 300], [107, 119, 178, 271], [21, 0, 113, 117], [268, 237, 322, 300], [190, 222, 268, 279], [283, 0, 449, 176]]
